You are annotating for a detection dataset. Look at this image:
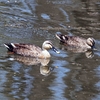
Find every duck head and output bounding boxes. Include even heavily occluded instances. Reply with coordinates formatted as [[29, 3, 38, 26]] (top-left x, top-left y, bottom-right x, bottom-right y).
[[86, 38, 95, 48], [42, 41, 60, 53]]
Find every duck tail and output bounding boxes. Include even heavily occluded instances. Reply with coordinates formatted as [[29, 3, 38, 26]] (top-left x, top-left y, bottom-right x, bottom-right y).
[[4, 43, 16, 52], [56, 33, 67, 43]]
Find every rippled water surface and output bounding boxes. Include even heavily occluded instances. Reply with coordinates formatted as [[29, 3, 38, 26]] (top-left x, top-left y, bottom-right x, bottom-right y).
[[0, 0, 100, 100]]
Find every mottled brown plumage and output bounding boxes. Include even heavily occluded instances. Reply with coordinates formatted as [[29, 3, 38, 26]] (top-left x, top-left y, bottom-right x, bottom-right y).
[[4, 41, 59, 58], [56, 34, 95, 50]]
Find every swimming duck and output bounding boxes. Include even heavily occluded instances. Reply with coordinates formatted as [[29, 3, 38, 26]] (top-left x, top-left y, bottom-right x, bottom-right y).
[[56, 33, 95, 50], [4, 41, 60, 58]]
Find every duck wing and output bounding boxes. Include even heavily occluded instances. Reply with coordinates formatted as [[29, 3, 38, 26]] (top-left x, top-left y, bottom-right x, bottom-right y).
[[4, 43, 42, 57], [66, 36, 86, 46]]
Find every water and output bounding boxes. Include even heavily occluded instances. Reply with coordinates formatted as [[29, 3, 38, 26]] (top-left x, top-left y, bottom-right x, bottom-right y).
[[0, 0, 100, 100]]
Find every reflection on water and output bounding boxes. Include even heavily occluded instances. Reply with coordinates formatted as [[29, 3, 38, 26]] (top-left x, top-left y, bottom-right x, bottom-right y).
[[0, 0, 100, 100], [72, 0, 100, 37], [10, 55, 54, 76], [49, 60, 69, 100], [1, 55, 56, 100]]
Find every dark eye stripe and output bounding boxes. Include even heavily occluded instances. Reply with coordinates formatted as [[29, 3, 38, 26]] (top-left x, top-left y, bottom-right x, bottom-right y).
[[47, 42, 52, 45]]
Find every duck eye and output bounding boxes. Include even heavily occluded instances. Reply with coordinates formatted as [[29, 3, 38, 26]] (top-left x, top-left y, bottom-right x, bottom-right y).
[[47, 42, 52, 46]]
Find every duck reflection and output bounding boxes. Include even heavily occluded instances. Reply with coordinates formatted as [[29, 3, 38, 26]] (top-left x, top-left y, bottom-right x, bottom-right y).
[[5, 55, 55, 100], [40, 65, 54, 76], [10, 55, 54, 76]]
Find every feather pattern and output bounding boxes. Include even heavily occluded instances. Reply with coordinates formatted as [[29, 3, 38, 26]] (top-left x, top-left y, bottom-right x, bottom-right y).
[[4, 41, 59, 58], [56, 34, 95, 49]]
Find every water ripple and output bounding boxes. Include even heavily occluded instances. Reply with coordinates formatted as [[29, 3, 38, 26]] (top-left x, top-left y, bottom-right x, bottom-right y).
[[49, 60, 70, 100]]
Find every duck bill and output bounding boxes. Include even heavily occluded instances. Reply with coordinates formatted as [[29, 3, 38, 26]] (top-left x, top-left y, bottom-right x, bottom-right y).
[[93, 47, 97, 51], [52, 47, 60, 54]]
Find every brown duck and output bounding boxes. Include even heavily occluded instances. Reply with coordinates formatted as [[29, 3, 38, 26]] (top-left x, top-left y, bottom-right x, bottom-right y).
[[4, 41, 60, 58], [56, 33, 95, 50]]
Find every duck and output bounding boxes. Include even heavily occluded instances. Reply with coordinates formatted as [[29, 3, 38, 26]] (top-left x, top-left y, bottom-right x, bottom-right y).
[[56, 33, 95, 50], [4, 41, 60, 58]]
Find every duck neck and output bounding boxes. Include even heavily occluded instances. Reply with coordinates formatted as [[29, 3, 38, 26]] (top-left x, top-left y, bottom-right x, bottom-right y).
[[42, 49, 51, 59]]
